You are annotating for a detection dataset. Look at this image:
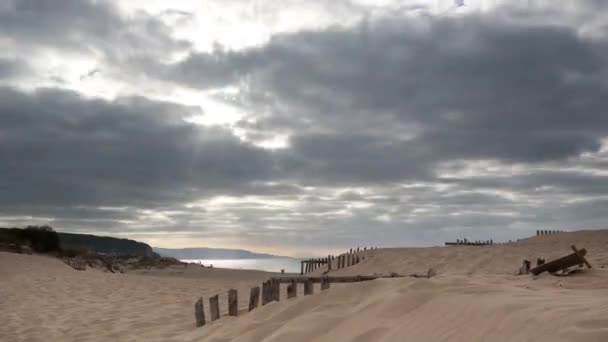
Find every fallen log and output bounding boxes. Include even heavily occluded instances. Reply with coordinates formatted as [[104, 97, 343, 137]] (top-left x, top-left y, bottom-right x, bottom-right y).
[[530, 245, 591, 276]]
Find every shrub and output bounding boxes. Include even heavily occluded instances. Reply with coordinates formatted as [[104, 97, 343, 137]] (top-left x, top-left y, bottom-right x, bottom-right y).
[[19, 225, 61, 253]]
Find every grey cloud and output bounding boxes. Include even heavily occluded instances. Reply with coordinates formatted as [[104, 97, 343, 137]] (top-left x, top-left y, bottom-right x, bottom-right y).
[[0, 86, 276, 209], [0, 0, 190, 61]]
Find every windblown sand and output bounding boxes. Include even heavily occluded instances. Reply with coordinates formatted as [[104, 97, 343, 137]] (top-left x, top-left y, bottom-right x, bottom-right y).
[[2, 230, 608, 341]]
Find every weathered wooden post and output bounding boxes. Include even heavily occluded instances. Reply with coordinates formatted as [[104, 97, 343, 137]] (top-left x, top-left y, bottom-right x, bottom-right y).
[[262, 281, 271, 305], [228, 289, 238, 316], [304, 279, 313, 295], [249, 286, 260, 311], [287, 280, 297, 299], [350, 248, 353, 254], [347, 253, 351, 267], [272, 279, 280, 301], [300, 261, 304, 275], [327, 255, 332, 271], [531, 245, 591, 275], [209, 294, 220, 321], [321, 277, 330, 290], [194, 297, 206, 327]]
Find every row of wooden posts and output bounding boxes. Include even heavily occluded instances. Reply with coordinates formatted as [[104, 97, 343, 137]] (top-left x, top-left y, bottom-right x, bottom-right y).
[[300, 247, 377, 275], [195, 277, 348, 327], [445, 239, 494, 246], [536, 230, 563, 236]]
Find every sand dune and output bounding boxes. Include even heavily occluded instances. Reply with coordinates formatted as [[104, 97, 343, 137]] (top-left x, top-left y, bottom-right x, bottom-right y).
[[2, 230, 608, 341]]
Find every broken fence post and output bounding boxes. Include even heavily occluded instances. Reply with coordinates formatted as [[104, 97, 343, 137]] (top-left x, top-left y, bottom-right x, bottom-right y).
[[321, 277, 330, 290], [262, 281, 271, 305], [287, 280, 297, 299], [272, 279, 281, 301], [304, 279, 313, 295], [209, 294, 220, 321], [228, 289, 238, 316], [249, 286, 260, 311], [194, 297, 206, 327]]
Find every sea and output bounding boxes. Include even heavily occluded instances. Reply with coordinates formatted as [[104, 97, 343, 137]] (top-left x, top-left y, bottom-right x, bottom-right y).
[[181, 258, 302, 273]]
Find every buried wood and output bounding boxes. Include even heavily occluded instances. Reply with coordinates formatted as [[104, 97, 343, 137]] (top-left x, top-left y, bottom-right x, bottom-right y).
[[272, 279, 280, 301], [209, 294, 220, 321], [194, 297, 206, 327], [262, 281, 271, 305], [271, 274, 404, 284], [530, 245, 592, 276], [249, 286, 260, 311], [228, 289, 238, 316]]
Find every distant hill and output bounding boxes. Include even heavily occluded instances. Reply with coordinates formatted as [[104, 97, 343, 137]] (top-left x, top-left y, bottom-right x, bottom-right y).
[[153, 247, 291, 260], [0, 227, 157, 257], [59, 232, 157, 257]]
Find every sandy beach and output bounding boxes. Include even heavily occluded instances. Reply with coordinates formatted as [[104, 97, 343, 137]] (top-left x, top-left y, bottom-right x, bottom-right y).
[[2, 230, 608, 342]]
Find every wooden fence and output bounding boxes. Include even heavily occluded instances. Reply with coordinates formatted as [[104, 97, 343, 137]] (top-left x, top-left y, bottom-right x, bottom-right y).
[[300, 247, 377, 275], [536, 230, 563, 236], [194, 273, 401, 327], [445, 239, 494, 246]]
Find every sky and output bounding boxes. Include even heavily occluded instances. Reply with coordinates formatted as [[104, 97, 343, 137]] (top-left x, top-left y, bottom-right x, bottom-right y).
[[1, 0, 608, 257]]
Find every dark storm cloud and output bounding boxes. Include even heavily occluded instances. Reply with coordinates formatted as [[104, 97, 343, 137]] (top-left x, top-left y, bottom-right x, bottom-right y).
[[0, 0, 190, 60], [0, 58, 27, 79], [0, 86, 276, 209], [162, 13, 608, 180]]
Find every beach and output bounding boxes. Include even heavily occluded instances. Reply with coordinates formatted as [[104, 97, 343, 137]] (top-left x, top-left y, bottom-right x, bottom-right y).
[[2, 230, 608, 341]]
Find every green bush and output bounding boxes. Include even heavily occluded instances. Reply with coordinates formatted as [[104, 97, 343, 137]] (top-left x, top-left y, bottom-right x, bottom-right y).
[[19, 226, 61, 253]]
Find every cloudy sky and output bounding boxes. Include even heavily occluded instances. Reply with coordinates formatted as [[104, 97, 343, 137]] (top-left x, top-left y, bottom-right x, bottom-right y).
[[2, 0, 608, 256]]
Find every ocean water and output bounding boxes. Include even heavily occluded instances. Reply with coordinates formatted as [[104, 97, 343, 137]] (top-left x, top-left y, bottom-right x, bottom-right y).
[[181, 258, 302, 273]]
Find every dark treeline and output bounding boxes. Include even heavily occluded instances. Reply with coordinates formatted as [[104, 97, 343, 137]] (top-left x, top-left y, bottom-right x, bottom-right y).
[[0, 226, 157, 257]]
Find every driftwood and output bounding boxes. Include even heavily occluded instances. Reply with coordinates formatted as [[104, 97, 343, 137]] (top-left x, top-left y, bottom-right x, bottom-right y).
[[249, 286, 260, 311], [194, 297, 206, 327], [209, 294, 220, 321], [530, 245, 592, 276], [304, 279, 313, 295], [228, 289, 238, 316]]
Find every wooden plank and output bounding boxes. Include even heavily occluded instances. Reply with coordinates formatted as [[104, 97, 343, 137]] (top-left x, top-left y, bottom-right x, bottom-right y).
[[262, 281, 271, 305], [530, 247, 589, 275], [249, 286, 260, 311], [228, 289, 238, 316], [304, 279, 313, 295], [321, 277, 330, 290], [209, 294, 220, 321], [194, 297, 206, 327], [271, 274, 402, 284], [272, 279, 280, 301], [287, 280, 297, 299], [571, 245, 592, 268]]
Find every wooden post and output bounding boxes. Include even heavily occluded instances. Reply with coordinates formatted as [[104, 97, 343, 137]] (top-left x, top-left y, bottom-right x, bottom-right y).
[[249, 286, 260, 311], [327, 255, 332, 271], [531, 246, 591, 275], [304, 279, 313, 295], [321, 277, 330, 290], [272, 279, 280, 301], [194, 297, 206, 327], [262, 281, 271, 305], [228, 289, 238, 316], [209, 294, 220, 321], [287, 280, 297, 299], [300, 261, 304, 275], [347, 253, 351, 267]]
